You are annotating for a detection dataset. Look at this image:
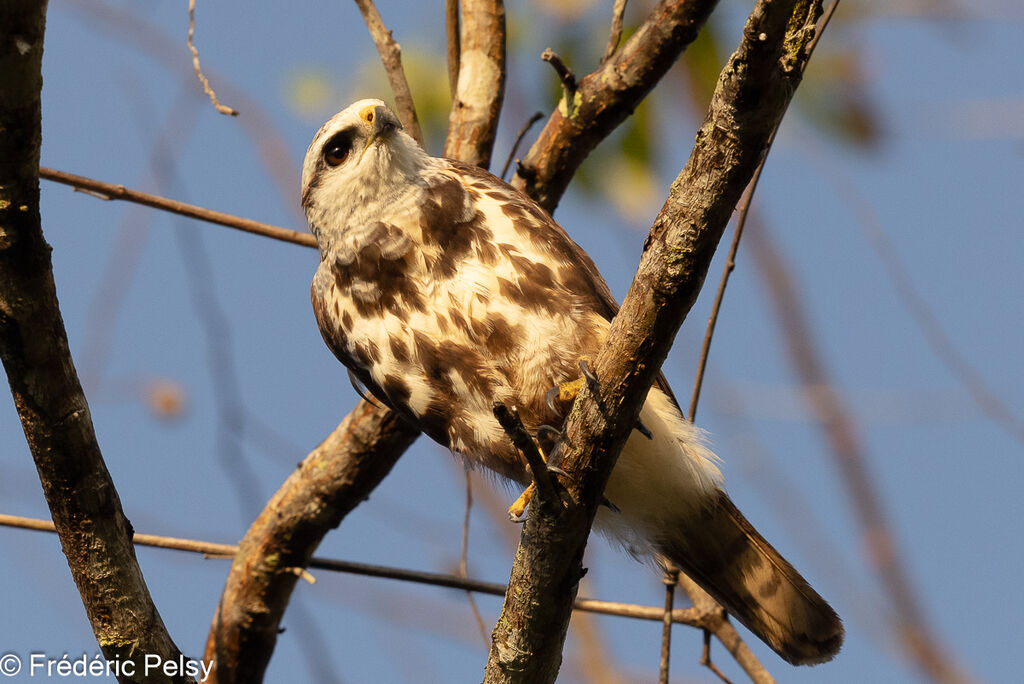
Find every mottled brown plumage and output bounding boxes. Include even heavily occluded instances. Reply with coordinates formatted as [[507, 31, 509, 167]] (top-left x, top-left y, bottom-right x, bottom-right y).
[[302, 100, 843, 664]]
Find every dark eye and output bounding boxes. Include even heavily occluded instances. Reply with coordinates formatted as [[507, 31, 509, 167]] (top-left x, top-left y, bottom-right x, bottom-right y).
[[323, 130, 355, 167]]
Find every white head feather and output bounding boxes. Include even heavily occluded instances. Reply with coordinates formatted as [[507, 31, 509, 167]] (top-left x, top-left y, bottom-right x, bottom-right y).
[[301, 99, 430, 251]]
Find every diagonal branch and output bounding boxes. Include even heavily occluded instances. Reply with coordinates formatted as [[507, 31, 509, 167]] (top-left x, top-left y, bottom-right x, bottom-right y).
[[512, 0, 720, 213], [353, 0, 424, 146], [39, 167, 316, 247], [443, 0, 506, 168], [203, 400, 418, 684], [483, 1, 823, 681], [0, 3, 191, 682]]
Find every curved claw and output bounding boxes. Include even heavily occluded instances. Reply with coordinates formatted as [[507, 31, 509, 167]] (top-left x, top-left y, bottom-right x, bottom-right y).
[[508, 510, 528, 523], [601, 497, 621, 514], [635, 419, 654, 440], [348, 369, 382, 408], [536, 424, 562, 441], [578, 359, 599, 389], [544, 386, 561, 413], [546, 441, 566, 471]]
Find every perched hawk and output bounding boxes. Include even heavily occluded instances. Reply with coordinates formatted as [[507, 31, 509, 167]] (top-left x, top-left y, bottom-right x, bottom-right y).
[[302, 99, 843, 665]]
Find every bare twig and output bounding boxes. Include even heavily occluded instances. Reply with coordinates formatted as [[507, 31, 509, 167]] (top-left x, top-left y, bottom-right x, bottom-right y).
[[446, 0, 461, 99], [500, 111, 544, 180], [601, 0, 629, 63], [187, 0, 238, 115], [443, 0, 507, 168], [460, 465, 490, 646], [658, 567, 678, 684], [40, 167, 316, 248], [353, 0, 424, 146], [701, 630, 735, 684], [0, 512, 715, 627], [689, 0, 837, 422], [66, 0, 300, 217], [0, 7, 191, 679], [77, 86, 202, 393], [541, 48, 578, 116], [677, 575, 775, 684]]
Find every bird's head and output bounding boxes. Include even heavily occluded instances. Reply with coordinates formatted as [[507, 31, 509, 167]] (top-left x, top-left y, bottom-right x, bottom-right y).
[[301, 99, 429, 246]]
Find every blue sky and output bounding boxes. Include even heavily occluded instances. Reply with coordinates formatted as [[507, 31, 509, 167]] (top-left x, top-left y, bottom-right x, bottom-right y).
[[1, 1, 1021, 682]]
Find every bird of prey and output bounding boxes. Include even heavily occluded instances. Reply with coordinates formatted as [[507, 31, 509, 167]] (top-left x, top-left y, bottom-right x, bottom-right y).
[[301, 99, 843, 665]]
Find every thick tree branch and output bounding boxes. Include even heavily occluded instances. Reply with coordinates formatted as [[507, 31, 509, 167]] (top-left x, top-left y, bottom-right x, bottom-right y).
[[446, 0, 460, 99], [443, 0, 506, 168], [511, 0, 720, 213], [483, 1, 822, 681], [0, 3, 190, 682], [203, 400, 418, 684]]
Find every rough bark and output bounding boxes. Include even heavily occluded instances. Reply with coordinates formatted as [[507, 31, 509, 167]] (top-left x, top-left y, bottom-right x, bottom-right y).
[[511, 0, 720, 213], [483, 1, 822, 681], [443, 0, 506, 168], [203, 401, 417, 683], [0, 2, 191, 682]]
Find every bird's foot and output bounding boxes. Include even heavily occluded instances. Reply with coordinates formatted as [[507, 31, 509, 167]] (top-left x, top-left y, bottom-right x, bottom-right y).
[[544, 357, 653, 440], [508, 482, 534, 522]]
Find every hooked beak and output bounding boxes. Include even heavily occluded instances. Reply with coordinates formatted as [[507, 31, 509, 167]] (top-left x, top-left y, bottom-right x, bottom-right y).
[[359, 104, 402, 162]]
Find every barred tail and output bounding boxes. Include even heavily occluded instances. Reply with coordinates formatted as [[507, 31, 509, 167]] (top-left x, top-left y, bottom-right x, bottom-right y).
[[657, 491, 843, 665]]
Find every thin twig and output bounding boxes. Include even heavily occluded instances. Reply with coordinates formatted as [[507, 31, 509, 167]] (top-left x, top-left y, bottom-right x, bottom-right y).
[[186, 0, 237, 115], [39, 167, 316, 248], [658, 566, 678, 684], [0, 512, 709, 627], [677, 574, 774, 684], [687, 0, 840, 422], [446, 0, 460, 100], [68, 0, 300, 217], [541, 48, 578, 116], [353, 0, 424, 146], [460, 466, 490, 646], [601, 0, 629, 63], [687, 144, 769, 422], [500, 111, 544, 181], [701, 630, 734, 684]]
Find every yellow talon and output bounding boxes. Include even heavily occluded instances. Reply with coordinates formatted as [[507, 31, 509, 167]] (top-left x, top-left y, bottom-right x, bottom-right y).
[[545, 356, 596, 412], [508, 482, 535, 519], [556, 377, 585, 403]]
